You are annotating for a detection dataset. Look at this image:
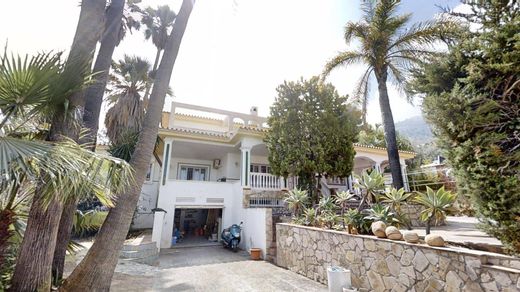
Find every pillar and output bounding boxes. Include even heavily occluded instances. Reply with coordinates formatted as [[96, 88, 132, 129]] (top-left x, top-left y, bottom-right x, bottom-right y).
[[151, 210, 166, 250], [160, 138, 173, 186], [240, 146, 251, 187], [401, 164, 410, 192]]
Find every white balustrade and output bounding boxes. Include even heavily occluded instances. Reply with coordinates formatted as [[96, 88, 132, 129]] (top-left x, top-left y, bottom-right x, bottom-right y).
[[249, 172, 283, 190]]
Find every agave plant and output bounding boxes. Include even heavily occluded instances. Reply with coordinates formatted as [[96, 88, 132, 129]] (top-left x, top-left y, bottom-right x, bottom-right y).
[[303, 207, 318, 227], [414, 187, 457, 234], [317, 196, 336, 214], [319, 211, 340, 229], [284, 188, 309, 218], [363, 203, 396, 225], [334, 191, 356, 229], [378, 188, 412, 229], [355, 171, 385, 208], [343, 209, 371, 234]]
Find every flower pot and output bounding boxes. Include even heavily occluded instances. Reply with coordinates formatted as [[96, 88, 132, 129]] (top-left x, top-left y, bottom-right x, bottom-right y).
[[250, 248, 262, 260]]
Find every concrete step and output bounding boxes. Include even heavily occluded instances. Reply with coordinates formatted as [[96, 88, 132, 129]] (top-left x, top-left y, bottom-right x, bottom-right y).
[[120, 247, 158, 259], [122, 241, 157, 252], [120, 254, 159, 266]]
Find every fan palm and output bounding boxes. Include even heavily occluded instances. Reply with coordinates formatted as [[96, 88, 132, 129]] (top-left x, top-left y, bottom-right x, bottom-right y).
[[142, 5, 177, 73], [62, 2, 195, 289], [284, 188, 309, 217], [141, 5, 176, 101], [414, 187, 457, 234], [105, 55, 151, 146], [323, 0, 449, 189], [0, 51, 133, 290]]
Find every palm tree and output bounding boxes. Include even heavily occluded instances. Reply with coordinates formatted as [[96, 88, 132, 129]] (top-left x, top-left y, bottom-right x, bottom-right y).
[[0, 51, 132, 290], [142, 5, 177, 73], [284, 188, 309, 217], [61, 1, 195, 290], [54, 0, 140, 281], [414, 186, 456, 234], [141, 5, 177, 100], [82, 0, 127, 147], [323, 0, 448, 189], [105, 55, 151, 147]]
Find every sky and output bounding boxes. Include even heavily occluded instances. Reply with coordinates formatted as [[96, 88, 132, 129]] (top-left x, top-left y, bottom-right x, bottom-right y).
[[0, 0, 460, 126]]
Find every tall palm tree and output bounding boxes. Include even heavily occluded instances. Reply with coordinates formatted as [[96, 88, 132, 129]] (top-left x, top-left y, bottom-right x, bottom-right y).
[[83, 0, 142, 148], [9, 1, 107, 289], [142, 5, 177, 73], [61, 1, 195, 290], [53, 0, 138, 282], [0, 51, 132, 291], [323, 0, 447, 189], [141, 5, 176, 100], [105, 55, 151, 146]]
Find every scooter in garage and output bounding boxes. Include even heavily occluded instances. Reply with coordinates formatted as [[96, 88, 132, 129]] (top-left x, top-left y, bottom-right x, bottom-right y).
[[221, 222, 242, 252]]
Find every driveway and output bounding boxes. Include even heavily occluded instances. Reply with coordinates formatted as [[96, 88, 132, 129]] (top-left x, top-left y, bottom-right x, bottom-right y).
[[110, 246, 327, 292]]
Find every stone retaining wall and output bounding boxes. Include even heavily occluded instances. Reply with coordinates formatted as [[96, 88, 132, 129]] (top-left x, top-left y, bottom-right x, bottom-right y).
[[401, 203, 445, 227], [276, 223, 520, 291]]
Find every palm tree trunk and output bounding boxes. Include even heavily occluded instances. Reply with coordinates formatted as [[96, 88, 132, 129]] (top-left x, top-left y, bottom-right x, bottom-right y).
[[52, 0, 125, 282], [60, 1, 195, 290], [143, 48, 162, 105], [9, 1, 106, 290], [10, 189, 63, 292], [83, 0, 126, 148], [375, 70, 404, 189]]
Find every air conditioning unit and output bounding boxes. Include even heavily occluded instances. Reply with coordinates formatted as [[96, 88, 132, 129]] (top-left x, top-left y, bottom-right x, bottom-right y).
[[213, 159, 222, 169]]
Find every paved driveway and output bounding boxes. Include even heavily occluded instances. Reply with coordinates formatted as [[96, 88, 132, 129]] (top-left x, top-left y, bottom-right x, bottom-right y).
[[111, 246, 327, 292]]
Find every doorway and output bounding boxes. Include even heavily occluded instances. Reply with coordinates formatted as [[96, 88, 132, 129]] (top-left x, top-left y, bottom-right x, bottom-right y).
[[172, 208, 223, 247]]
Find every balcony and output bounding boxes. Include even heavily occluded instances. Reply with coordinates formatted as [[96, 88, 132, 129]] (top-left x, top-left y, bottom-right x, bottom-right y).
[[249, 173, 299, 191]]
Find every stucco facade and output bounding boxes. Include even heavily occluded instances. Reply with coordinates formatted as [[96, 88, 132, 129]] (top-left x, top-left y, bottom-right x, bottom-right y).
[[135, 102, 414, 252]]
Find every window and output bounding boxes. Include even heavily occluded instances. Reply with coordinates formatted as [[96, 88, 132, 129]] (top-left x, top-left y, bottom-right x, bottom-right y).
[[178, 164, 209, 181], [250, 164, 271, 174]]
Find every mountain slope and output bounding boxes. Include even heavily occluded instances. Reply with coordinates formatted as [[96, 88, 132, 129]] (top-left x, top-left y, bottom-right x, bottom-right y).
[[395, 115, 434, 145]]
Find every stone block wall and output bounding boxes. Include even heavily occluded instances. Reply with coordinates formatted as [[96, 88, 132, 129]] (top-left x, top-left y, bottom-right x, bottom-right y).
[[276, 223, 520, 292], [400, 203, 445, 227]]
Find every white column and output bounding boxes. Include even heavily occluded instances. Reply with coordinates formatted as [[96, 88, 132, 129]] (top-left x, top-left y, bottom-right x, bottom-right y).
[[160, 138, 173, 186], [240, 146, 251, 188], [168, 103, 176, 128], [151, 210, 165, 250], [374, 162, 382, 174], [401, 164, 410, 192]]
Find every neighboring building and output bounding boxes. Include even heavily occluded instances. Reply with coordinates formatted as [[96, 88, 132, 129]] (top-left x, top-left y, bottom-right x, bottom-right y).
[[136, 102, 415, 255]]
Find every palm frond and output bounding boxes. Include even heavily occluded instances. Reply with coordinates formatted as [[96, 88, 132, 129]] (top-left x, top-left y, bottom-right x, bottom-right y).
[[322, 51, 366, 78], [388, 20, 446, 52], [344, 22, 369, 44], [352, 66, 373, 123]]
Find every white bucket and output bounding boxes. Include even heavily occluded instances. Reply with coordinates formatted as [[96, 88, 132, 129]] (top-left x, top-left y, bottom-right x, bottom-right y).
[[327, 266, 352, 292]]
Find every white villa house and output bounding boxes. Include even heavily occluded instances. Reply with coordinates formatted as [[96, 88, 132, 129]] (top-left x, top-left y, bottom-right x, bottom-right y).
[[134, 102, 415, 257]]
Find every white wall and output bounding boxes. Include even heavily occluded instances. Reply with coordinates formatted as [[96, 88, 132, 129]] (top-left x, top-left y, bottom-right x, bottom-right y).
[[156, 180, 241, 248], [132, 182, 159, 229], [235, 208, 268, 258], [168, 158, 221, 181]]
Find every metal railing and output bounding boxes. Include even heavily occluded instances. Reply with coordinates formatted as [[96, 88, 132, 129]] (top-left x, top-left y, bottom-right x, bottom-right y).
[[249, 197, 286, 208]]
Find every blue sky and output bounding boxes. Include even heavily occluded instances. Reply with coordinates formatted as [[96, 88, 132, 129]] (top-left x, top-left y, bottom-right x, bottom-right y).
[[0, 0, 462, 126]]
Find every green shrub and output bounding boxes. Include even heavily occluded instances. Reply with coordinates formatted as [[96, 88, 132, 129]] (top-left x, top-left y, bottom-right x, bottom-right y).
[[410, 1, 520, 254]]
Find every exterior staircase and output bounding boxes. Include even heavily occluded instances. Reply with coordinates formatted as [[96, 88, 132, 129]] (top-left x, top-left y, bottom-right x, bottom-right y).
[[119, 232, 159, 266]]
